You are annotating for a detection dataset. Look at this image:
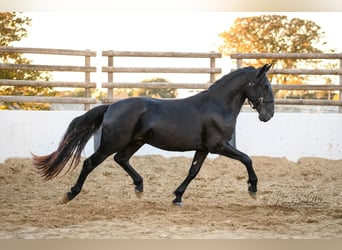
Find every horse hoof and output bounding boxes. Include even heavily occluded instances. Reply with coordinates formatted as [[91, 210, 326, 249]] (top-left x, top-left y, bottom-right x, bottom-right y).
[[59, 193, 70, 204], [248, 191, 257, 200], [135, 190, 144, 198], [173, 201, 183, 207]]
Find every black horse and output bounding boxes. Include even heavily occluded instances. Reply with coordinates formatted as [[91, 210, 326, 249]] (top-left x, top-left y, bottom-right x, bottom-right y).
[[33, 64, 274, 206]]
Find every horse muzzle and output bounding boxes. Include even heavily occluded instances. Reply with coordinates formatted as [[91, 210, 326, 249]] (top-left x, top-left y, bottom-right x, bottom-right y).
[[259, 112, 273, 122]]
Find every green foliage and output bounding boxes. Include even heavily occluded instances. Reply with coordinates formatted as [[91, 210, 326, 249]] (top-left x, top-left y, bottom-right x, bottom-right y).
[[0, 12, 54, 110], [129, 77, 177, 98]]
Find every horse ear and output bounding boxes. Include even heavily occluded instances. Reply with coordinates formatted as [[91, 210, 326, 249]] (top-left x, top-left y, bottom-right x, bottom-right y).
[[256, 64, 272, 79], [265, 63, 273, 72]]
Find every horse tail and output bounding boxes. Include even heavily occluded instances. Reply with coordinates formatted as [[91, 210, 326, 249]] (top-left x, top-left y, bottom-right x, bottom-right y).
[[32, 104, 109, 180]]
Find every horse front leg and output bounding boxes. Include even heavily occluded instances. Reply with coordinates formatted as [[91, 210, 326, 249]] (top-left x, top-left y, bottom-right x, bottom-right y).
[[173, 150, 208, 207], [217, 142, 258, 197]]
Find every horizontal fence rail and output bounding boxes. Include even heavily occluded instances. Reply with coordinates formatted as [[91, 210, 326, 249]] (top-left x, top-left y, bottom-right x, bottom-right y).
[[268, 68, 342, 75], [102, 82, 211, 89], [275, 99, 342, 106], [0, 63, 96, 72], [0, 79, 96, 88], [0, 47, 97, 110], [102, 67, 221, 74], [0, 95, 96, 104], [0, 47, 97, 56], [231, 52, 342, 60], [102, 50, 221, 58]]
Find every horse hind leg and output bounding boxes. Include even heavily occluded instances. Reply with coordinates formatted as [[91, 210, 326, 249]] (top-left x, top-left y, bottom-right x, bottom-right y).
[[173, 150, 208, 207], [114, 141, 145, 198], [62, 149, 111, 204]]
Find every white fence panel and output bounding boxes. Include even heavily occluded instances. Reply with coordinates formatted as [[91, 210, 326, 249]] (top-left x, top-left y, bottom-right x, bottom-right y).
[[236, 113, 342, 161], [1, 111, 94, 162], [1, 111, 341, 163]]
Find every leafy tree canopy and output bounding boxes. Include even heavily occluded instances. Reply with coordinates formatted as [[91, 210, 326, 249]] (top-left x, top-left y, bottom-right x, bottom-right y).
[[218, 15, 332, 83], [219, 15, 328, 56]]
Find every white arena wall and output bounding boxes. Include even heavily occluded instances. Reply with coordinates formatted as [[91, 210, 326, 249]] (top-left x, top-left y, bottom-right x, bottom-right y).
[[1, 110, 341, 163]]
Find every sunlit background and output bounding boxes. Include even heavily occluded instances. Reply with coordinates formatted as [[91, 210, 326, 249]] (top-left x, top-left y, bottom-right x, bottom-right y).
[[9, 12, 342, 94]]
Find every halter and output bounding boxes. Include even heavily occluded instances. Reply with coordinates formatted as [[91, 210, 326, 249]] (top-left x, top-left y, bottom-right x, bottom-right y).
[[247, 82, 274, 109], [248, 97, 269, 109]]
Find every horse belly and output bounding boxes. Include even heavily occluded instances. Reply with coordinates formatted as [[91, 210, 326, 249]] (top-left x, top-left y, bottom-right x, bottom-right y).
[[145, 123, 202, 151]]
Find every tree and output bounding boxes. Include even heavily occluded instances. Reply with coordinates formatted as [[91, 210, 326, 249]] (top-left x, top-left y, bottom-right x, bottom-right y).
[[218, 15, 334, 99], [219, 15, 327, 56], [128, 78, 177, 98], [0, 12, 54, 110]]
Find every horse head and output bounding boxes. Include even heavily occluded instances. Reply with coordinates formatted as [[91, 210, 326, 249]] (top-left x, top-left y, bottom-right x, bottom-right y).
[[245, 64, 274, 122]]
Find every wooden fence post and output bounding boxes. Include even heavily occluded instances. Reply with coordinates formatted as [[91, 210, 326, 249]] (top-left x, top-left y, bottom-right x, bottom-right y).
[[84, 50, 91, 110], [107, 53, 114, 99], [210, 51, 216, 83], [236, 58, 243, 69]]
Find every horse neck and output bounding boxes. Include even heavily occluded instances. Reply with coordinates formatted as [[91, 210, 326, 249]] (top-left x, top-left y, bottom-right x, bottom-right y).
[[207, 71, 251, 113]]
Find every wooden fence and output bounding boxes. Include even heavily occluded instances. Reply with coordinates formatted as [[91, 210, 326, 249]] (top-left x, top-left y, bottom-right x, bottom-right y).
[[101, 50, 221, 103], [1, 47, 342, 111], [0, 47, 97, 110]]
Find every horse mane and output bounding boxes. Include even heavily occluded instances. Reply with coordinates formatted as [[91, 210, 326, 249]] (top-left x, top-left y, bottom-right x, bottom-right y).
[[208, 66, 255, 90]]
